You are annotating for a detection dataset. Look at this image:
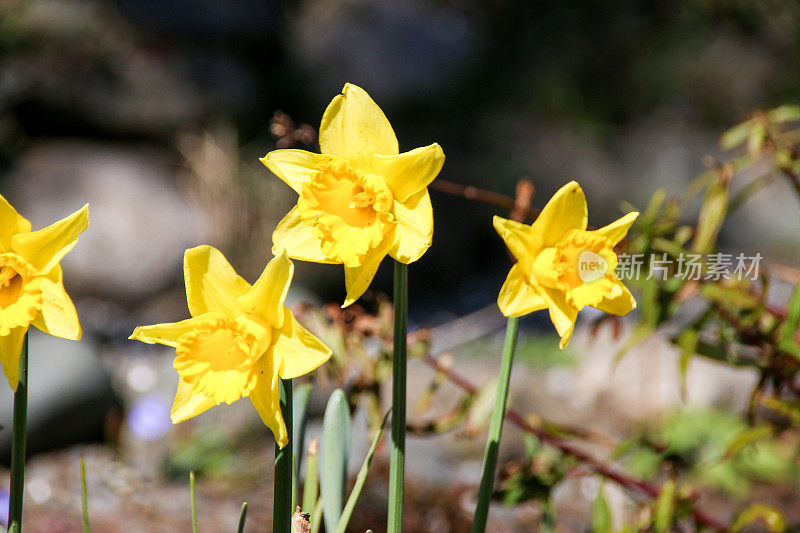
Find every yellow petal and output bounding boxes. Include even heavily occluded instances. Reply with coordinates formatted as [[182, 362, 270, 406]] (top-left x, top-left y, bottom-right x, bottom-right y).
[[343, 234, 394, 307], [260, 150, 334, 194], [237, 251, 293, 329], [273, 307, 332, 379], [497, 264, 547, 317], [372, 143, 445, 202], [595, 279, 637, 316], [0, 327, 26, 391], [171, 378, 216, 423], [129, 315, 210, 348], [319, 83, 399, 159], [590, 211, 639, 246], [31, 273, 81, 340], [0, 195, 31, 248], [492, 215, 542, 273], [184, 245, 250, 317], [272, 206, 338, 264], [539, 287, 578, 349], [249, 354, 288, 448], [531, 181, 587, 247], [390, 189, 432, 264], [11, 204, 89, 275]]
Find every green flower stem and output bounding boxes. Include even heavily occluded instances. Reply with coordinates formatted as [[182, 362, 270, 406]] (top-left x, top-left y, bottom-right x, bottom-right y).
[[471, 316, 520, 533], [190, 471, 197, 533], [9, 332, 29, 532], [274, 377, 293, 533], [387, 261, 407, 533]]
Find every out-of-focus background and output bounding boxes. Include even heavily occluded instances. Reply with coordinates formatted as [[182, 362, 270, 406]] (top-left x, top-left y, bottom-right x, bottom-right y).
[[1, 1, 800, 531]]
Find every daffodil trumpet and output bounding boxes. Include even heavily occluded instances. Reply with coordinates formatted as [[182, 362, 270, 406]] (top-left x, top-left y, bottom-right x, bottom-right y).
[[472, 181, 639, 532]]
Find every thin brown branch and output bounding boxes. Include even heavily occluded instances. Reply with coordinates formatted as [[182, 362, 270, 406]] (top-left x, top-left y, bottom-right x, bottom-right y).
[[420, 352, 728, 532]]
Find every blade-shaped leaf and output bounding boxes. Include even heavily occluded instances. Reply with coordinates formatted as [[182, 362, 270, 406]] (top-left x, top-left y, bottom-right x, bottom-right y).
[[320, 389, 351, 533], [335, 409, 391, 533]]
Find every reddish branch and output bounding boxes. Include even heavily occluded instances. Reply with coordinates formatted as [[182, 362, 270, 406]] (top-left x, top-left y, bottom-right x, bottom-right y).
[[420, 352, 728, 532]]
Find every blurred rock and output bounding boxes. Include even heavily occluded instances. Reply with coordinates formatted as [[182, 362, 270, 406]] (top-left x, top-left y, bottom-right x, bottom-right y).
[[287, 0, 480, 104], [6, 141, 205, 301], [0, 330, 115, 460]]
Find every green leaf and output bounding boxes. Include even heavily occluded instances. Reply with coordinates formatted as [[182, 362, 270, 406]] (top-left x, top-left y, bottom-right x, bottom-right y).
[[293, 383, 313, 482], [692, 177, 729, 255], [591, 483, 613, 533], [335, 409, 391, 533], [81, 455, 90, 533], [730, 503, 787, 532], [654, 479, 676, 533], [767, 105, 800, 124], [720, 119, 754, 150], [190, 471, 198, 533], [302, 439, 319, 514], [310, 497, 323, 533], [236, 502, 248, 533], [320, 389, 351, 533], [778, 283, 800, 360], [700, 284, 761, 310], [722, 426, 773, 460]]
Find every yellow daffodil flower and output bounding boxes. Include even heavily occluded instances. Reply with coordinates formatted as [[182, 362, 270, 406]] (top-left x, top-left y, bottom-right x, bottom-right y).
[[0, 195, 89, 390], [493, 181, 638, 349], [261, 83, 445, 307], [129, 246, 331, 448]]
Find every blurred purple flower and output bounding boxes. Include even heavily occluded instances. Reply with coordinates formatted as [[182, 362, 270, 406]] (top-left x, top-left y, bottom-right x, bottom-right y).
[[128, 395, 172, 441], [0, 488, 9, 526]]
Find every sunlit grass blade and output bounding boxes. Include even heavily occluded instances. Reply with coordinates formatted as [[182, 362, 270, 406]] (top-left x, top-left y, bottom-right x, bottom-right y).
[[273, 378, 293, 533], [387, 261, 407, 533], [80, 454, 90, 533], [190, 470, 198, 533], [320, 389, 351, 533], [8, 332, 28, 533], [293, 383, 313, 475], [236, 502, 247, 533], [310, 497, 323, 533], [302, 439, 319, 514], [335, 409, 391, 533], [471, 316, 520, 533], [293, 382, 313, 512]]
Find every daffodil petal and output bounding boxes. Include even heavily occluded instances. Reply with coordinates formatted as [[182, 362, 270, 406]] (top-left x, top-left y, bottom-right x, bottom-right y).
[[237, 251, 293, 329], [539, 286, 578, 349], [170, 378, 216, 423], [591, 211, 639, 246], [372, 143, 444, 203], [129, 315, 210, 348], [273, 307, 332, 379], [493, 215, 543, 272], [31, 275, 81, 340], [497, 264, 547, 317], [595, 279, 637, 316], [249, 354, 288, 448], [0, 195, 31, 249], [260, 150, 334, 194], [343, 234, 394, 307], [272, 206, 338, 264], [184, 245, 251, 317], [532, 181, 587, 247], [11, 204, 89, 275], [319, 83, 399, 159], [390, 189, 432, 264], [0, 327, 26, 391]]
